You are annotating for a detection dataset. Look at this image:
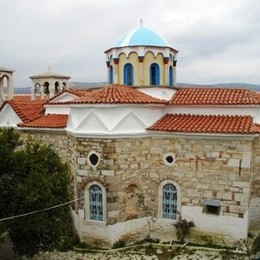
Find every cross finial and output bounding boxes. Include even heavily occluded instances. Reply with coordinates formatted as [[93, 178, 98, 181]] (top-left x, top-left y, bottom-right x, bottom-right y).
[[47, 66, 50, 71], [140, 18, 143, 27]]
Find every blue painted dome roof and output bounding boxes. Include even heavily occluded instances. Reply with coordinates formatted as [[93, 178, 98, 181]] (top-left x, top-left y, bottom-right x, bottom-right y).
[[114, 26, 171, 48]]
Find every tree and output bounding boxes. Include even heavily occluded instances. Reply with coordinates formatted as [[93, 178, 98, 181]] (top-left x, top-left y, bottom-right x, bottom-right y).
[[0, 128, 73, 257]]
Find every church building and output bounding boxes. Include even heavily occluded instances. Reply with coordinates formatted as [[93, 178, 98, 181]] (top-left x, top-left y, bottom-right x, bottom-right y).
[[0, 24, 259, 248]]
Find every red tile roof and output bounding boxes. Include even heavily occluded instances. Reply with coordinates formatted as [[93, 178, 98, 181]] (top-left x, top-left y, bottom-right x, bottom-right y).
[[64, 84, 166, 105], [46, 88, 94, 103], [7, 96, 46, 123], [169, 88, 260, 105], [65, 88, 97, 97], [147, 113, 258, 134], [18, 114, 68, 128]]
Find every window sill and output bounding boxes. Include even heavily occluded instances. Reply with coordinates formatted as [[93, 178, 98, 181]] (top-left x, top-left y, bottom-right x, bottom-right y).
[[84, 219, 107, 227]]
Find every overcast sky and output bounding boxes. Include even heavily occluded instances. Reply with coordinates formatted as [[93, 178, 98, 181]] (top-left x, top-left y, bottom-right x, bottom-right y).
[[1, 0, 260, 87]]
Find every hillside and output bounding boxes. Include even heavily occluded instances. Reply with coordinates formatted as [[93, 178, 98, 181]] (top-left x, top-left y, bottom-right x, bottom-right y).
[[14, 82, 260, 94]]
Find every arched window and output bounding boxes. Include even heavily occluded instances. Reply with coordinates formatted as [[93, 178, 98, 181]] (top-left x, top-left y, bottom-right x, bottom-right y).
[[124, 63, 134, 86], [109, 66, 113, 84], [158, 180, 180, 220], [62, 82, 66, 91], [34, 83, 40, 94], [162, 183, 177, 219], [43, 82, 49, 95], [150, 63, 160, 85], [54, 81, 60, 94], [89, 184, 103, 221], [169, 66, 173, 86]]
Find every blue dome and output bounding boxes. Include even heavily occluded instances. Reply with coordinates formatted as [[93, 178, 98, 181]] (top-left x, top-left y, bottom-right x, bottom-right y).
[[114, 26, 171, 48]]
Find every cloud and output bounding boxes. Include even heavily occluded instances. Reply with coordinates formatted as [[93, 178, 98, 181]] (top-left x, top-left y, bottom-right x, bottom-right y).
[[0, 0, 259, 87]]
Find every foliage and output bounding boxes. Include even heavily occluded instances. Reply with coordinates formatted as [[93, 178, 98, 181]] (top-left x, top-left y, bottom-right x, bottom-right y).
[[137, 193, 157, 239], [57, 233, 80, 252], [0, 128, 73, 257], [173, 217, 195, 243], [112, 239, 126, 249]]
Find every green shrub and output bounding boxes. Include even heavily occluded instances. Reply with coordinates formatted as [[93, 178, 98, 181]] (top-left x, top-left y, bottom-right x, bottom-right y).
[[173, 218, 195, 243], [112, 239, 125, 249]]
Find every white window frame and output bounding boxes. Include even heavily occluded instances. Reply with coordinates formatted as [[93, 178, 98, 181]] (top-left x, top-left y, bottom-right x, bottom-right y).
[[85, 181, 106, 224]]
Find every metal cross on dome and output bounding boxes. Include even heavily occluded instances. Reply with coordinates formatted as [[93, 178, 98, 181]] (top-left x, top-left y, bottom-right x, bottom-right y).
[[140, 18, 143, 27]]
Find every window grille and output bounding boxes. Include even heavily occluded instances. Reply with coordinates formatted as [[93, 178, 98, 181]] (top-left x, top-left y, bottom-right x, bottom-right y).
[[162, 183, 177, 219], [89, 184, 103, 221]]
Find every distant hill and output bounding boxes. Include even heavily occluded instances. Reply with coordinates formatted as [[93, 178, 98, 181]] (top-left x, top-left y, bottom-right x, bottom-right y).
[[14, 82, 260, 94], [177, 82, 260, 91]]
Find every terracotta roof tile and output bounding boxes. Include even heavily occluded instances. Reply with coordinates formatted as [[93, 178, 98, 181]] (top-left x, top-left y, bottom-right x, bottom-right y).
[[7, 96, 46, 123], [46, 88, 94, 104], [64, 84, 166, 105], [18, 114, 68, 128], [169, 88, 260, 105], [65, 88, 97, 97], [147, 113, 258, 134]]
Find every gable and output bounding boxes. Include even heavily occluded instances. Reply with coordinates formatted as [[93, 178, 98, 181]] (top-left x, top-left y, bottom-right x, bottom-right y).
[[48, 92, 79, 103], [0, 104, 22, 127]]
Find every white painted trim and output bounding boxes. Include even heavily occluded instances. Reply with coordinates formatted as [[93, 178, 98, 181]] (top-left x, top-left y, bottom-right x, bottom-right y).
[[68, 104, 165, 108], [65, 129, 257, 140], [17, 127, 66, 132], [65, 129, 150, 138]]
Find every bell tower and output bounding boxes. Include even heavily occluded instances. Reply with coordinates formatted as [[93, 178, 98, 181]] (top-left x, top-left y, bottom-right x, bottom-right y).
[[0, 67, 14, 105], [29, 69, 71, 100]]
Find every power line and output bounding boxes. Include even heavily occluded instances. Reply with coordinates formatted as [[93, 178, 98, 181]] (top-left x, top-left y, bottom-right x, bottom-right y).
[[0, 196, 84, 222], [0, 143, 175, 222]]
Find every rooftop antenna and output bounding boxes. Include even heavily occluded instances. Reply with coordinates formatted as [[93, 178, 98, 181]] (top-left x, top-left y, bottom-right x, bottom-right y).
[[140, 18, 143, 27]]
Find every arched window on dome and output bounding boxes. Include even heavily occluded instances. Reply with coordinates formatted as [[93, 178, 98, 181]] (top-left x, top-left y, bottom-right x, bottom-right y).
[[109, 66, 113, 84], [150, 63, 160, 86], [169, 66, 173, 86], [124, 63, 134, 86]]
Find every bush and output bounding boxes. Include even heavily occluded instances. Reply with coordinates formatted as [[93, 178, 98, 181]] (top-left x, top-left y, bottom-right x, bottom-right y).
[[173, 218, 195, 243], [112, 239, 125, 249]]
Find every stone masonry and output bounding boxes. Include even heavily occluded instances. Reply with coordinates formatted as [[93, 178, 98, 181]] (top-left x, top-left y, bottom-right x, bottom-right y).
[[19, 130, 260, 246]]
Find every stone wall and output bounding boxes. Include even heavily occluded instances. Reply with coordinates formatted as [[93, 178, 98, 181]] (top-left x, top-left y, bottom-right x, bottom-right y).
[[18, 130, 257, 246], [251, 137, 260, 229], [72, 135, 253, 246]]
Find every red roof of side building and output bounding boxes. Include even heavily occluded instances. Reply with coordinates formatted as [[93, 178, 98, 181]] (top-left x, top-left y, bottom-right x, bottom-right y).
[[5, 96, 46, 123], [46, 88, 95, 104], [147, 113, 259, 134], [63, 84, 166, 105], [18, 114, 68, 128], [169, 88, 260, 105]]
